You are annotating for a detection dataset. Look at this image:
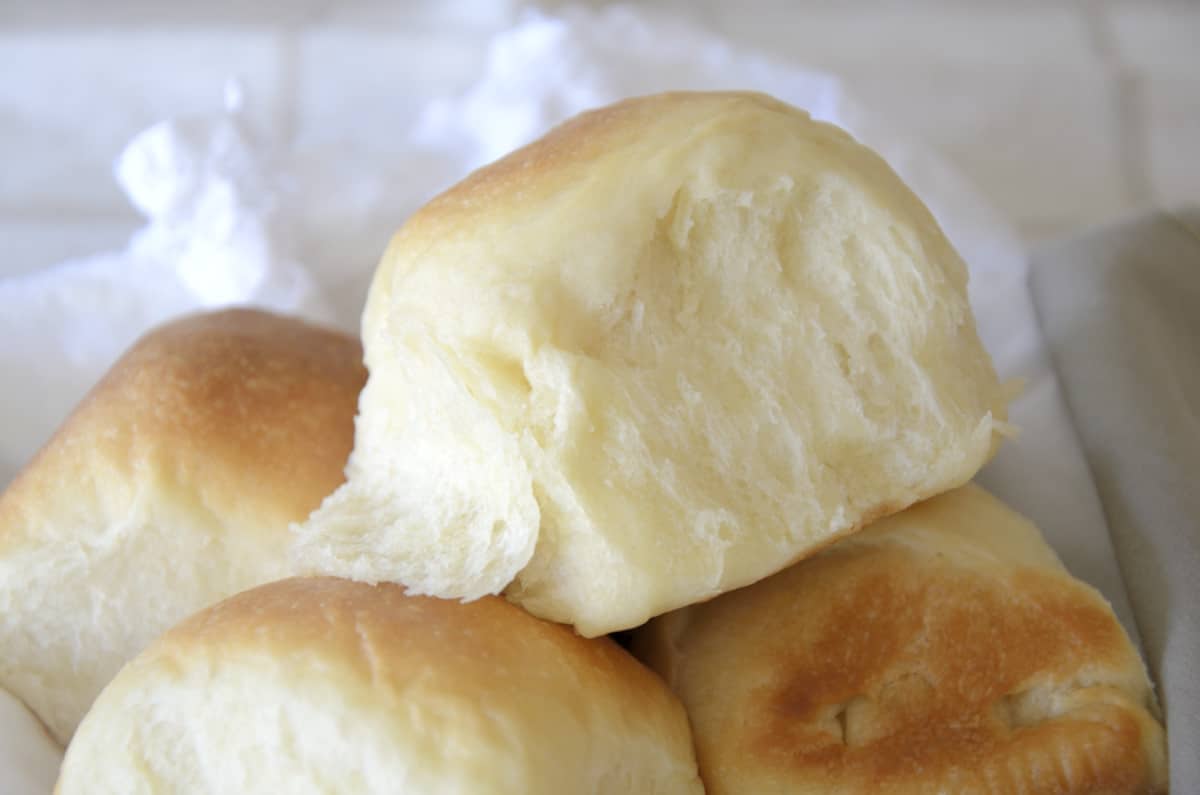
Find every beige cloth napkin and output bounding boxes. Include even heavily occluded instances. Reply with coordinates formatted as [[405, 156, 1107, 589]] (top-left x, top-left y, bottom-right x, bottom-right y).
[[1030, 209, 1200, 792]]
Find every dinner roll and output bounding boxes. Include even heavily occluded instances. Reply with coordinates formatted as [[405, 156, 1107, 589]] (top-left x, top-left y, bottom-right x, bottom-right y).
[[294, 91, 1008, 636], [0, 309, 365, 744], [56, 576, 704, 795], [635, 485, 1168, 794]]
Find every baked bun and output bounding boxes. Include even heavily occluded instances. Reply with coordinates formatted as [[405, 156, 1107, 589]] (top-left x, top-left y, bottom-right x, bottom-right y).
[[635, 485, 1167, 794], [56, 576, 704, 795], [0, 309, 365, 744], [294, 90, 1008, 636]]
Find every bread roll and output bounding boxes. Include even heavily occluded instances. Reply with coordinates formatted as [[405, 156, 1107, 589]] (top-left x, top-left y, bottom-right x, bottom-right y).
[[56, 576, 704, 794], [294, 91, 1008, 636], [635, 485, 1167, 794], [0, 309, 365, 744]]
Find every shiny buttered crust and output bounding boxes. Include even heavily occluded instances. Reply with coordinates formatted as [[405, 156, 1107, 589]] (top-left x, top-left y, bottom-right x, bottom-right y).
[[635, 485, 1168, 794], [294, 91, 1008, 636], [0, 310, 365, 744], [56, 577, 704, 795]]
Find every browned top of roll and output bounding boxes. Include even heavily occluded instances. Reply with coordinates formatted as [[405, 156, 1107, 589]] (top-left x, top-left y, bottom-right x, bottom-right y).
[[0, 309, 367, 744], [637, 485, 1167, 794], [3, 308, 366, 547]]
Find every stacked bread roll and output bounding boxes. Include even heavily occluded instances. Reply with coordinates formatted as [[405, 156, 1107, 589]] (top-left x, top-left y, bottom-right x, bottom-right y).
[[293, 91, 1009, 637], [0, 309, 366, 745], [56, 578, 701, 793], [0, 91, 1166, 793], [635, 486, 1167, 793]]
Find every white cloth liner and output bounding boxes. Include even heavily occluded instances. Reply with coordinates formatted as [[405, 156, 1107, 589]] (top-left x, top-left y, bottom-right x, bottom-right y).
[[1031, 211, 1200, 792]]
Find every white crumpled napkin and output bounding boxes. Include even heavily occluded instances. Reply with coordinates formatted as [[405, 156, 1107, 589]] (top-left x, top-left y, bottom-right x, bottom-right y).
[[0, 6, 1140, 790], [0, 85, 331, 488]]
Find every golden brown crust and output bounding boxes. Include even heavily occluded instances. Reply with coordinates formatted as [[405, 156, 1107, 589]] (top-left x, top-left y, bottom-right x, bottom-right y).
[[81, 308, 364, 525], [636, 486, 1167, 794], [1, 308, 365, 548], [399, 92, 808, 238]]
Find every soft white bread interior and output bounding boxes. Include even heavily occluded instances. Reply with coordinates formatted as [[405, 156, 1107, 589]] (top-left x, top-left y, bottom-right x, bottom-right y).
[[56, 576, 704, 795], [294, 90, 1008, 636], [635, 485, 1168, 794], [0, 309, 365, 744]]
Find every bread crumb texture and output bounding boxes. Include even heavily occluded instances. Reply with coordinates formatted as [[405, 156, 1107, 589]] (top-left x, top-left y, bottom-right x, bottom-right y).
[[294, 91, 1007, 636]]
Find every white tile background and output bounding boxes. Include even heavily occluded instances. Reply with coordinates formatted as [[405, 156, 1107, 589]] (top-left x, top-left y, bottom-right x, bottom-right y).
[[1, 0, 1197, 276]]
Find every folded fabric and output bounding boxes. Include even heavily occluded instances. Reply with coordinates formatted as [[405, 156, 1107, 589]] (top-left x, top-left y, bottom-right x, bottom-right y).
[[1030, 208, 1200, 792]]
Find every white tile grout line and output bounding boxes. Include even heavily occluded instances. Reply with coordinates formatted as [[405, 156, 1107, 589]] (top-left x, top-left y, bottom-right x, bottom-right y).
[[272, 0, 345, 149], [1086, 2, 1154, 208], [0, 202, 140, 222], [275, 30, 301, 150]]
